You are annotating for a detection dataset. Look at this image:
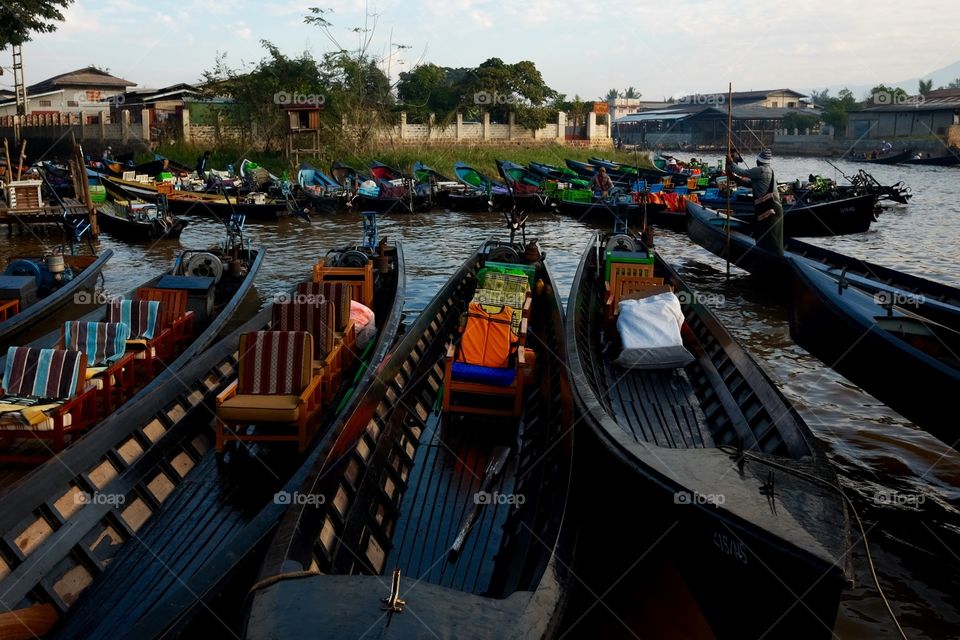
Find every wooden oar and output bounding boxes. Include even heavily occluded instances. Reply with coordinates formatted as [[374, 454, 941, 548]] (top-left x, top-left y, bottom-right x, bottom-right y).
[[448, 445, 511, 561], [725, 82, 733, 280]]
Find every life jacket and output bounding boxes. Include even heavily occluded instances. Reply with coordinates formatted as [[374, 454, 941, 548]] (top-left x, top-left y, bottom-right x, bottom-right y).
[[456, 301, 517, 368]]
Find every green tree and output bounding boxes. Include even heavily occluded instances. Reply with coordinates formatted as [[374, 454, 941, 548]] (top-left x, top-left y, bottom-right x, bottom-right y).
[[623, 86, 641, 99], [566, 95, 590, 128], [0, 0, 71, 49], [867, 84, 908, 105], [458, 57, 557, 123], [809, 88, 831, 107], [949, 78, 960, 89], [605, 88, 619, 101], [782, 111, 820, 132], [396, 63, 463, 123], [919, 79, 933, 94], [821, 88, 857, 132]]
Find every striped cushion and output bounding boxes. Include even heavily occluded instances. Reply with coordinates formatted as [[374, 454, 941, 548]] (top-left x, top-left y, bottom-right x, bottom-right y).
[[64, 321, 131, 366], [237, 331, 312, 395], [108, 300, 161, 340], [2, 347, 84, 400], [272, 299, 333, 358]]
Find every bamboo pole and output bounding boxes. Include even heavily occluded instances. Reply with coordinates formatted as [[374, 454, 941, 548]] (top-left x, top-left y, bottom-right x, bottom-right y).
[[2, 139, 11, 183], [15, 140, 26, 181], [725, 82, 733, 280]]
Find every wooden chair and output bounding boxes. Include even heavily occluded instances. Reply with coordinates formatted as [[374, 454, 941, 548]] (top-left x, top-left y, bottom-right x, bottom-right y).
[[272, 297, 341, 404], [0, 346, 97, 462], [312, 258, 374, 307], [442, 291, 532, 418], [108, 299, 171, 382], [0, 299, 19, 322], [136, 287, 194, 352], [297, 282, 357, 371], [606, 275, 666, 323], [604, 260, 657, 322], [215, 331, 323, 453], [62, 320, 136, 415]]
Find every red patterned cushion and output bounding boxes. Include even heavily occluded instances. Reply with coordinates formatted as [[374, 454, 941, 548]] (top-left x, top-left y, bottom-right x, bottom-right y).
[[237, 331, 312, 395], [272, 299, 334, 358]]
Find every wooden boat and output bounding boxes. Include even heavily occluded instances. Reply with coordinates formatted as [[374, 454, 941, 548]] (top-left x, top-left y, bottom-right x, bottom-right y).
[[330, 161, 413, 214], [567, 228, 849, 638], [686, 201, 960, 326], [369, 160, 431, 211], [134, 156, 193, 177], [0, 241, 264, 463], [243, 235, 574, 640], [97, 174, 291, 220], [0, 238, 404, 638], [564, 158, 634, 187], [412, 161, 485, 210], [494, 159, 550, 211], [903, 153, 960, 166], [790, 257, 960, 449], [0, 250, 113, 351], [526, 161, 590, 187], [453, 161, 511, 209], [297, 163, 347, 214], [851, 149, 913, 164], [589, 155, 673, 181], [697, 190, 879, 236], [96, 200, 187, 241]]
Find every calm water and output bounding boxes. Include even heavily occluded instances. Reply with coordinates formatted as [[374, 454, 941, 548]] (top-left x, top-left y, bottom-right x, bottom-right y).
[[3, 156, 959, 638]]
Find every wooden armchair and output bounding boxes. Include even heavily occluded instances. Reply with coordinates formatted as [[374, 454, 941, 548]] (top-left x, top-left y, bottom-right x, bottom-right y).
[[62, 321, 135, 415], [0, 299, 19, 322], [442, 292, 533, 418], [604, 259, 658, 323], [312, 258, 373, 307], [108, 299, 170, 382], [272, 297, 341, 404], [136, 287, 194, 352], [0, 346, 98, 462], [297, 282, 357, 372], [606, 275, 666, 323], [215, 331, 323, 453]]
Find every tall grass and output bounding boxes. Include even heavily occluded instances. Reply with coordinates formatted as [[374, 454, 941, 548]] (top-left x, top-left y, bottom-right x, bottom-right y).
[[140, 141, 656, 178]]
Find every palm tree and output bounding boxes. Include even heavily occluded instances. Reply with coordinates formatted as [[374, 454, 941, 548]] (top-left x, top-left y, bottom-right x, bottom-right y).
[[605, 88, 620, 101], [623, 86, 641, 99]]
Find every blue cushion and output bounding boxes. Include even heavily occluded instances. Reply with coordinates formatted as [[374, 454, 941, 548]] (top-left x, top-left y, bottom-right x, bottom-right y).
[[451, 362, 516, 387]]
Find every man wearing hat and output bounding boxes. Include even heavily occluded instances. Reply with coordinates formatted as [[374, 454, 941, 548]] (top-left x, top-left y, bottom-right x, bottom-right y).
[[726, 149, 784, 255]]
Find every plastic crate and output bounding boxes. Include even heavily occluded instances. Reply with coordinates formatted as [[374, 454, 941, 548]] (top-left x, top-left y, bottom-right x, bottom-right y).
[[605, 250, 654, 281]]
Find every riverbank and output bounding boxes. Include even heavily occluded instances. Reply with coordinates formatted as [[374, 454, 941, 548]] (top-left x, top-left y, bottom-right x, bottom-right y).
[[136, 142, 656, 180]]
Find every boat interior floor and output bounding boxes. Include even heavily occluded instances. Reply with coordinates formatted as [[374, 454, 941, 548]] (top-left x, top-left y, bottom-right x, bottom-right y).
[[384, 358, 536, 597], [601, 356, 715, 450], [54, 434, 300, 639]]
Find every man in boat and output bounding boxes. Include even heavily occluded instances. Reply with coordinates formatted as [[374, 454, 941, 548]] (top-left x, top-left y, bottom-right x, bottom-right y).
[[196, 150, 211, 181], [590, 167, 614, 199], [726, 149, 784, 256]]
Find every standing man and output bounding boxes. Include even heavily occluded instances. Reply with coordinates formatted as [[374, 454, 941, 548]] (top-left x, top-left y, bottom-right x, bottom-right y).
[[726, 149, 784, 256], [196, 150, 211, 182], [590, 166, 614, 199]]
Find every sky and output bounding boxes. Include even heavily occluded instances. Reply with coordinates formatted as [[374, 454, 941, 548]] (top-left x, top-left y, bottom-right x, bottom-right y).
[[4, 0, 960, 101]]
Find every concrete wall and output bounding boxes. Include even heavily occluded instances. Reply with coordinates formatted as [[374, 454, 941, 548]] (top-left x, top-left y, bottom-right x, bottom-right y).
[[846, 110, 955, 139], [0, 88, 128, 118]]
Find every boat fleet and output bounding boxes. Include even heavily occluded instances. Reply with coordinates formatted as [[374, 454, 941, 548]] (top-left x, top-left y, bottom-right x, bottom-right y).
[[0, 146, 946, 639]]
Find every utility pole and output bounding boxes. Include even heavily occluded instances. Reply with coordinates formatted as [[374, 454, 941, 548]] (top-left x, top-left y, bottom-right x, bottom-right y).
[[12, 46, 27, 146]]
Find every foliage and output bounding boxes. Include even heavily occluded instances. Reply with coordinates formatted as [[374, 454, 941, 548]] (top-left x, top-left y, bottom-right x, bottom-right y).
[[0, 0, 71, 49], [947, 78, 960, 90], [919, 79, 933, 94], [623, 86, 641, 99], [866, 84, 908, 104], [782, 111, 820, 132], [820, 88, 857, 131], [605, 88, 619, 101]]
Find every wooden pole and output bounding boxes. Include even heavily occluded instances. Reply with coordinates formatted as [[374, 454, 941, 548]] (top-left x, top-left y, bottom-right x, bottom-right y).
[[725, 82, 733, 280], [3, 139, 11, 182], [15, 140, 26, 181]]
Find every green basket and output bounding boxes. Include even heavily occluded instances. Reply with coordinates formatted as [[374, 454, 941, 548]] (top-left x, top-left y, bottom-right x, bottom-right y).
[[604, 250, 654, 281], [480, 261, 536, 288], [560, 189, 593, 203], [89, 184, 106, 204]]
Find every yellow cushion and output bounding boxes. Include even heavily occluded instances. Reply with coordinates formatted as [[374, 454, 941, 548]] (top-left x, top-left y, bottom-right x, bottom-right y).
[[217, 394, 301, 423], [0, 403, 71, 431]]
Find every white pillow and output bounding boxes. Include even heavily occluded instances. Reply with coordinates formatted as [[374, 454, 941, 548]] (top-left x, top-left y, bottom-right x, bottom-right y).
[[613, 293, 694, 369]]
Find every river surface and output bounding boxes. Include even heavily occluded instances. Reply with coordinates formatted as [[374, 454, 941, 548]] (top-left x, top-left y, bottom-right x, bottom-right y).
[[2, 155, 959, 638]]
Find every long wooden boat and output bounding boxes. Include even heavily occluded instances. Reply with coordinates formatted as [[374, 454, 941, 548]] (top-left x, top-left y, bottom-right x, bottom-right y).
[[330, 161, 414, 214], [851, 149, 913, 165], [494, 159, 550, 211], [0, 250, 113, 351], [453, 161, 511, 209], [412, 161, 486, 210], [696, 191, 879, 237], [0, 240, 404, 638], [526, 160, 587, 186], [567, 229, 849, 637], [903, 153, 960, 166], [243, 237, 574, 640], [0, 244, 264, 465], [686, 201, 960, 327], [96, 200, 187, 242], [789, 258, 960, 449], [297, 163, 347, 214], [369, 160, 431, 211], [98, 174, 290, 220]]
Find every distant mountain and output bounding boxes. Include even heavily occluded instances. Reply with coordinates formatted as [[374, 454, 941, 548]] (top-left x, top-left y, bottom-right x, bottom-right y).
[[801, 58, 960, 101]]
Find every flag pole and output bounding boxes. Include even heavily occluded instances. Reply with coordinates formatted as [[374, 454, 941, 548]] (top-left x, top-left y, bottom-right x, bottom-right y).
[[725, 82, 733, 280]]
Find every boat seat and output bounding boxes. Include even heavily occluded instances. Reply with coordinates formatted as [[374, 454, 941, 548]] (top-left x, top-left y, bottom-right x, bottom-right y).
[[0, 346, 97, 461], [442, 281, 532, 417], [312, 259, 374, 307], [108, 299, 170, 381], [136, 287, 194, 352], [0, 299, 19, 322], [63, 320, 135, 414], [297, 281, 357, 371], [272, 297, 341, 404], [215, 331, 322, 453]]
